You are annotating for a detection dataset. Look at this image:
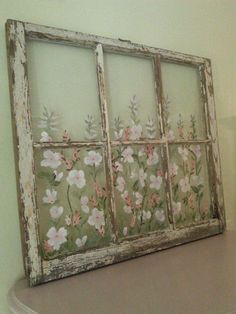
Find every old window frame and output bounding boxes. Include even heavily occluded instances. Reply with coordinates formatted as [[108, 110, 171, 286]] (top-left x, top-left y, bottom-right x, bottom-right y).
[[6, 19, 225, 286]]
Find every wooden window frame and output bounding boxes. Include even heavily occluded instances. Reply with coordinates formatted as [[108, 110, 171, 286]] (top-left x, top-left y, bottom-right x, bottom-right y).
[[6, 19, 225, 286]]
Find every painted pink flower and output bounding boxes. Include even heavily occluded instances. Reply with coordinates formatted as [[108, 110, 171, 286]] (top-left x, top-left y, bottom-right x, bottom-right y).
[[72, 211, 81, 226], [66, 170, 86, 188], [46, 227, 67, 251], [130, 215, 136, 227], [41, 150, 61, 169], [88, 208, 105, 230], [84, 150, 102, 167]]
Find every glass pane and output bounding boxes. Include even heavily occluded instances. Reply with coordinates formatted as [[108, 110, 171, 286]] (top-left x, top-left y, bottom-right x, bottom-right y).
[[169, 144, 214, 226], [112, 144, 169, 238], [104, 53, 159, 140], [27, 41, 102, 142], [35, 147, 111, 259], [161, 62, 206, 140]]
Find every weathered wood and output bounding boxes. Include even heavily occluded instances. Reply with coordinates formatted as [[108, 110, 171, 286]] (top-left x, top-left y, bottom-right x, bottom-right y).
[[33, 141, 105, 148], [153, 56, 174, 226], [202, 60, 226, 231], [95, 44, 118, 242], [20, 20, 206, 65], [111, 139, 165, 146], [6, 20, 42, 286], [42, 219, 221, 283]]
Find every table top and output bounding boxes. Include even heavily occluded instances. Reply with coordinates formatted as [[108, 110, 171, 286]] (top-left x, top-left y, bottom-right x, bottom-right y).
[[8, 231, 236, 314]]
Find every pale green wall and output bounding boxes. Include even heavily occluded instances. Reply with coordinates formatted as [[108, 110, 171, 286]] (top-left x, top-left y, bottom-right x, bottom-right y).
[[0, 0, 236, 312]]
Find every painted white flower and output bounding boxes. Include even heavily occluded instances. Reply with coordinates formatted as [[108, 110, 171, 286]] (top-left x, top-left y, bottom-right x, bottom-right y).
[[121, 190, 129, 200], [172, 201, 181, 215], [65, 215, 71, 226], [123, 205, 132, 214], [191, 175, 203, 187], [190, 144, 201, 160], [84, 151, 102, 167], [139, 168, 147, 187], [49, 206, 63, 219], [46, 227, 67, 251], [167, 130, 175, 141], [150, 175, 162, 190], [114, 129, 124, 140], [116, 176, 125, 192], [75, 235, 87, 248], [66, 170, 86, 188], [134, 191, 143, 206], [178, 146, 189, 161], [130, 170, 137, 180], [80, 196, 89, 213], [43, 189, 57, 204], [169, 162, 178, 177], [155, 209, 165, 222], [114, 161, 123, 172], [121, 147, 134, 163], [138, 148, 145, 157], [53, 170, 63, 182], [139, 210, 151, 221], [147, 151, 159, 166], [40, 131, 52, 142], [41, 150, 61, 169], [88, 208, 105, 230], [129, 124, 142, 140], [123, 227, 128, 236], [179, 176, 191, 193]]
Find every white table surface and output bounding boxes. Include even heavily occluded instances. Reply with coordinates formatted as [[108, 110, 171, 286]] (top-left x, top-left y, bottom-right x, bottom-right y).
[[8, 231, 236, 314]]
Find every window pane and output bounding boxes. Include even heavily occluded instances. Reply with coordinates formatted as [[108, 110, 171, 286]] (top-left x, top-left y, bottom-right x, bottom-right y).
[[161, 62, 206, 140], [169, 144, 214, 226], [112, 144, 169, 238], [35, 147, 111, 259], [104, 53, 159, 140], [27, 41, 102, 142]]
